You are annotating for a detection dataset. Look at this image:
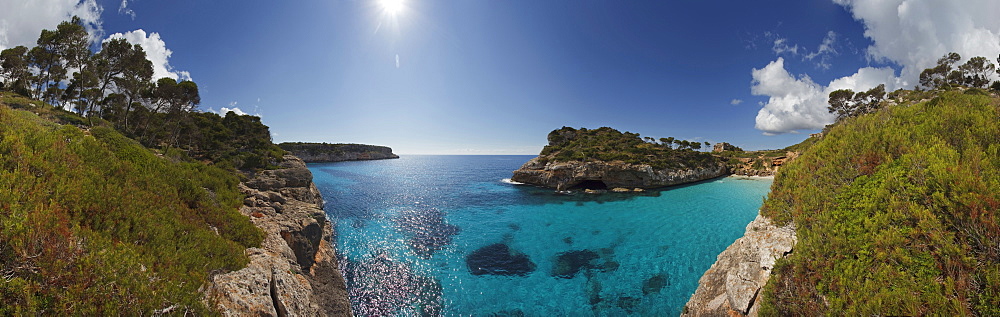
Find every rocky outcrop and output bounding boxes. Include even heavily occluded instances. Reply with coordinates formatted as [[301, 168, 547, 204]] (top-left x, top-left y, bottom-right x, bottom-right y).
[[204, 155, 352, 316], [682, 215, 796, 317], [713, 142, 743, 153], [278, 142, 399, 163], [510, 158, 728, 190], [730, 151, 800, 177]]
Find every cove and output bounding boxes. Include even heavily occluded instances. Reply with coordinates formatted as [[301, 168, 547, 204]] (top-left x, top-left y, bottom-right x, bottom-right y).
[[309, 155, 772, 316]]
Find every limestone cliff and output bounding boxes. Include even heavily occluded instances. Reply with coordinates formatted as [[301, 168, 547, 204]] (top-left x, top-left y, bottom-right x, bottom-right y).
[[279, 142, 399, 163], [511, 158, 728, 190], [204, 155, 352, 316], [728, 151, 800, 177], [681, 215, 796, 317]]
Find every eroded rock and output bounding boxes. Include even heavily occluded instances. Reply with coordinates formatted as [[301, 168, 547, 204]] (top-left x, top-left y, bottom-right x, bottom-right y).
[[511, 159, 728, 191], [682, 215, 796, 317], [204, 155, 351, 316]]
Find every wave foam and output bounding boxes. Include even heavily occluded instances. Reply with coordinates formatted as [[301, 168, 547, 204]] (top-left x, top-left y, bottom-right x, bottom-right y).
[[500, 178, 525, 185]]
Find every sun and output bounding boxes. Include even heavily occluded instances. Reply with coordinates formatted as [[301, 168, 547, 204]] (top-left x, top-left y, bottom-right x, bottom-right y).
[[379, 0, 405, 16]]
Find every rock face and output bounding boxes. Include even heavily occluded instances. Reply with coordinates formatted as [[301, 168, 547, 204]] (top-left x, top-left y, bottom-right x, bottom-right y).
[[730, 151, 800, 177], [204, 155, 352, 316], [278, 142, 399, 163], [713, 142, 743, 153], [511, 158, 728, 190], [682, 215, 796, 317]]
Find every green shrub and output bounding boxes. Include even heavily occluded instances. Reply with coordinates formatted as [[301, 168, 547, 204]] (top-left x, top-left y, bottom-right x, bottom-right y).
[[0, 104, 263, 314], [537, 127, 721, 170], [759, 91, 1000, 315]]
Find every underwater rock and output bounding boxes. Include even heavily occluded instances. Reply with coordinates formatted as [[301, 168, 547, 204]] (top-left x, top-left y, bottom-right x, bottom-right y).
[[617, 296, 640, 313], [489, 309, 525, 317], [551, 250, 600, 279], [466, 243, 537, 276], [642, 273, 669, 295], [395, 208, 460, 258]]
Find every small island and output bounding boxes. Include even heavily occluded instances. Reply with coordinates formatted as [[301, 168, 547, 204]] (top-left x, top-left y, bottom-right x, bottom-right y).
[[511, 127, 728, 191], [278, 142, 399, 163]]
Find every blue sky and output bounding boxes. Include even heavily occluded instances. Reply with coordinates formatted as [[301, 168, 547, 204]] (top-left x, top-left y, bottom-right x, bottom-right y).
[[2, 0, 999, 154]]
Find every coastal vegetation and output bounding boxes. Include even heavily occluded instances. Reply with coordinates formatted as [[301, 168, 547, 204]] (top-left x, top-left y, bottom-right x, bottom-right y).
[[757, 90, 1000, 314], [278, 142, 398, 163], [0, 17, 285, 172], [539, 126, 718, 169], [0, 18, 289, 314], [0, 97, 264, 314]]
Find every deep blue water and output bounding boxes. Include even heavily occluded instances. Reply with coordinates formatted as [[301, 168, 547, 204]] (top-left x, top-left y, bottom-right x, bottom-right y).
[[309, 155, 772, 316]]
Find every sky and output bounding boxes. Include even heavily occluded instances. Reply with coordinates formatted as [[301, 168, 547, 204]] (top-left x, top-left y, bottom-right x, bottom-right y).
[[1, 0, 999, 154]]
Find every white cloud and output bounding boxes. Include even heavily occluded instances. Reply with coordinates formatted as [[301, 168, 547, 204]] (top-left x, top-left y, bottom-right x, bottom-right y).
[[106, 29, 192, 82], [119, 0, 136, 20], [395, 54, 400, 68], [220, 107, 248, 116], [730, 99, 743, 105], [804, 31, 839, 69], [753, 0, 1000, 134], [772, 38, 800, 56], [752, 58, 899, 134], [0, 0, 103, 51], [835, 0, 1000, 83]]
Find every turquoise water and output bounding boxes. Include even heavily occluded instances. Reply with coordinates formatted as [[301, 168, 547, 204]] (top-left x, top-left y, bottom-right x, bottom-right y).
[[309, 155, 772, 316]]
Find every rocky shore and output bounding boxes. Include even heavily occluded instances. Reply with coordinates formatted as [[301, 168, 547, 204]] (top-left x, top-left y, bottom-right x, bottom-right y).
[[203, 155, 352, 316], [681, 215, 796, 317], [278, 142, 399, 163], [511, 158, 728, 190], [728, 151, 799, 177]]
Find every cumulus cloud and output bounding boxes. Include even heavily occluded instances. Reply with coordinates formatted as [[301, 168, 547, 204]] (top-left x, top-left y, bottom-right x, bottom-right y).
[[730, 99, 743, 105], [835, 0, 1000, 83], [0, 0, 103, 50], [106, 29, 192, 82], [220, 107, 248, 116], [752, 58, 900, 134], [753, 0, 1000, 134]]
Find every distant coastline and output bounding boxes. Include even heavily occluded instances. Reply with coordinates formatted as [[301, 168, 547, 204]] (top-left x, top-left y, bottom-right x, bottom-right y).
[[278, 142, 399, 163]]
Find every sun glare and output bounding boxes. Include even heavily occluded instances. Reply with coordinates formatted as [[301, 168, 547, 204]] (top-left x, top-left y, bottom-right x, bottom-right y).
[[379, 0, 405, 16]]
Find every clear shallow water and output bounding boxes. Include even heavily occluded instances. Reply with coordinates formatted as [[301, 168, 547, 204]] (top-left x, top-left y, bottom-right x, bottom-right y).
[[309, 155, 772, 316]]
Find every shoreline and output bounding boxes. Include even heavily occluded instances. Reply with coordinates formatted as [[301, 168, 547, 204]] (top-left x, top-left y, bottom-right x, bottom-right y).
[[728, 174, 775, 180]]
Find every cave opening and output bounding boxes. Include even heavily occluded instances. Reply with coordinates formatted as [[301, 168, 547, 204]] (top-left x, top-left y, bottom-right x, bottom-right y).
[[570, 180, 608, 190]]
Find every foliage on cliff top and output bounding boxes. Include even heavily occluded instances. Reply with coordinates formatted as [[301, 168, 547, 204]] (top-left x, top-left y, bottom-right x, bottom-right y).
[[537, 127, 720, 169], [758, 91, 1000, 315], [0, 102, 264, 314], [277, 142, 394, 156]]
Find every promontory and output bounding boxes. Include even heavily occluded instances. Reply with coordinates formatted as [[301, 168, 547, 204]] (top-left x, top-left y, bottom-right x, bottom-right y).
[[511, 127, 728, 190], [278, 142, 399, 163]]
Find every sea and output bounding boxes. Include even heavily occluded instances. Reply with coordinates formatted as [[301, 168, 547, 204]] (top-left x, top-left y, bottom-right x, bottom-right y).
[[308, 155, 773, 316]]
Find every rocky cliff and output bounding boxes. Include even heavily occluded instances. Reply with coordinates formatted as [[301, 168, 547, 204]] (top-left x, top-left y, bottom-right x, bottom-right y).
[[728, 151, 800, 177], [278, 142, 399, 163], [204, 155, 352, 316], [681, 215, 796, 317], [511, 158, 728, 190]]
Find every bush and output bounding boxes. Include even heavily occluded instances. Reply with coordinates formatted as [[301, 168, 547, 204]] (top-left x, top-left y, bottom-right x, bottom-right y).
[[758, 91, 1000, 315], [0, 104, 263, 314]]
